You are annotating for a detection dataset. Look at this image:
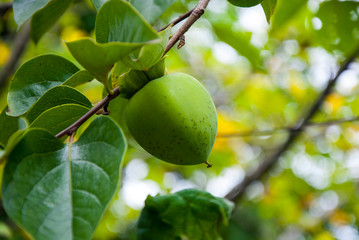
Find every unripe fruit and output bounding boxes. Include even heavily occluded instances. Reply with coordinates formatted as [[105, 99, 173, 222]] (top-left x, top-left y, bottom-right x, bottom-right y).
[[125, 73, 217, 165]]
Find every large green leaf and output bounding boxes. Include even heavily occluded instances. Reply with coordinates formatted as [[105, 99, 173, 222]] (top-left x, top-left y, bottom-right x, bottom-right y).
[[261, 0, 277, 23], [137, 189, 234, 240], [66, 38, 142, 84], [7, 54, 79, 116], [129, 0, 176, 24], [63, 70, 94, 87], [2, 116, 126, 240], [314, 1, 359, 56], [227, 0, 263, 7], [212, 22, 264, 71], [25, 86, 92, 123], [13, 0, 50, 27], [0, 107, 27, 148], [95, 0, 159, 44], [30, 0, 73, 43], [29, 104, 90, 135], [121, 28, 170, 70]]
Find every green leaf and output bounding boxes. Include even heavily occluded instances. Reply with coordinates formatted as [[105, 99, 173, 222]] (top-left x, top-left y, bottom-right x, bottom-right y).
[[261, 0, 277, 23], [66, 38, 142, 84], [137, 189, 234, 240], [121, 28, 170, 70], [29, 104, 90, 135], [270, 0, 308, 33], [111, 62, 131, 84], [63, 70, 94, 87], [129, 0, 176, 24], [0, 149, 4, 161], [107, 96, 130, 135], [227, 0, 263, 8], [111, 58, 166, 98], [91, 0, 107, 10], [0, 107, 28, 147], [95, 0, 159, 44], [0, 130, 27, 164], [25, 86, 92, 123], [13, 0, 50, 27], [114, 69, 150, 98], [30, 0, 73, 43], [211, 22, 264, 71], [7, 54, 79, 116], [145, 57, 166, 80], [2, 116, 126, 240], [314, 1, 359, 56]]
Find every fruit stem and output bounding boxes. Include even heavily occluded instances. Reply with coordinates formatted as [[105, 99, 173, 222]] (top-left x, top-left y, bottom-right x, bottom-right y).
[[104, 77, 114, 95], [205, 161, 212, 168]]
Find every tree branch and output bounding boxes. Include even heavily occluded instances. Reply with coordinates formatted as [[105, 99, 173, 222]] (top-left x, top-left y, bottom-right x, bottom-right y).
[[217, 116, 359, 138], [0, 23, 30, 91], [158, 9, 193, 32], [56, 87, 120, 138], [163, 0, 211, 55], [225, 48, 359, 202]]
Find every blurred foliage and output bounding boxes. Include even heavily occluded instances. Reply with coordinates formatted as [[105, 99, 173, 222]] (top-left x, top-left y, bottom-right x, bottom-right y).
[[0, 0, 359, 239]]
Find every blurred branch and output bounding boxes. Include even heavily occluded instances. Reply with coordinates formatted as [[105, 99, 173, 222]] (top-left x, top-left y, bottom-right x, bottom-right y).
[[163, 0, 211, 55], [225, 47, 359, 203], [158, 9, 193, 32], [0, 23, 30, 91], [0, 2, 12, 14], [217, 116, 359, 138]]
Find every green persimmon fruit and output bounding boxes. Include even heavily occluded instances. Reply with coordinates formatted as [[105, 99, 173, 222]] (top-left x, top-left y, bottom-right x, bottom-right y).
[[125, 73, 217, 165]]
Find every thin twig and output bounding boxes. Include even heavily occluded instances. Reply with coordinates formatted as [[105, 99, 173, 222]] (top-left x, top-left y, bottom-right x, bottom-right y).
[[56, 87, 120, 138], [0, 22, 30, 91], [163, 0, 211, 55], [225, 47, 359, 202], [158, 9, 193, 32], [217, 116, 359, 138]]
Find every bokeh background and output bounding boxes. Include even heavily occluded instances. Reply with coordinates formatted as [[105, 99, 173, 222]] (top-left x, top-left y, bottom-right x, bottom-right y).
[[1, 0, 359, 239]]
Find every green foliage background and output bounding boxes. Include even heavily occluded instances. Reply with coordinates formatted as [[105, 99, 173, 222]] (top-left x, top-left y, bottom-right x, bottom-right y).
[[0, 0, 359, 239]]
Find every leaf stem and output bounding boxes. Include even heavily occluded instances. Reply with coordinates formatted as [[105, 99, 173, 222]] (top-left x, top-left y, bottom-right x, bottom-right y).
[[55, 87, 120, 138], [103, 74, 114, 95]]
